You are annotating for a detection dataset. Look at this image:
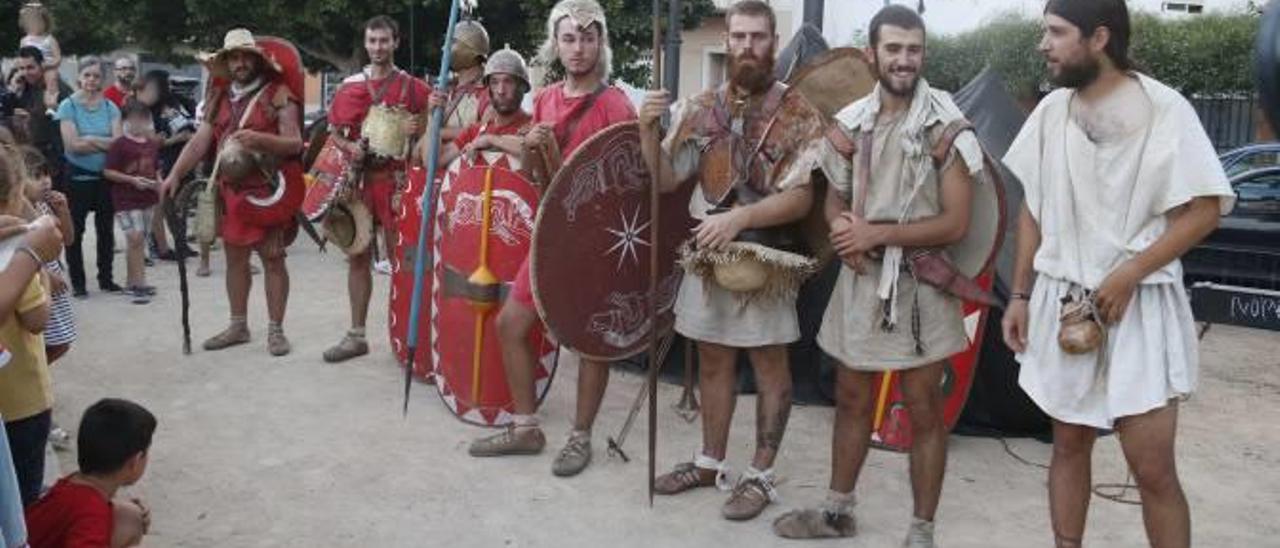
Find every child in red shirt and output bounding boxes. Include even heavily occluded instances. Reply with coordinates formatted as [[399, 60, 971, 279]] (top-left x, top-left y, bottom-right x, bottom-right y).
[[25, 398, 156, 548], [102, 100, 161, 305]]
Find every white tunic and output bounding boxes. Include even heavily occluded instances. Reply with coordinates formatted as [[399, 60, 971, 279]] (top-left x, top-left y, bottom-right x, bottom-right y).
[[1002, 74, 1235, 428]]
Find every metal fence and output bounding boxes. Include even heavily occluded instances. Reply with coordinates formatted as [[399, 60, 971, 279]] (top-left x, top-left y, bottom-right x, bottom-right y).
[[1190, 94, 1259, 152]]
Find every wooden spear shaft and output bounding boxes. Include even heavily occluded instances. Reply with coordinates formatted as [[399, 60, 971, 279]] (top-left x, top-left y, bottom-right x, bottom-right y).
[[647, 0, 664, 508]]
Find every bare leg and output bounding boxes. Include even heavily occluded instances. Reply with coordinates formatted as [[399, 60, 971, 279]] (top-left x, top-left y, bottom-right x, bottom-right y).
[[746, 345, 792, 470], [260, 251, 289, 324], [496, 300, 540, 415], [1116, 403, 1190, 548], [830, 367, 877, 494], [898, 361, 947, 521], [1049, 420, 1098, 547], [697, 341, 738, 461], [198, 241, 212, 276], [572, 358, 610, 432], [125, 230, 145, 288], [347, 248, 373, 329], [224, 244, 252, 317]]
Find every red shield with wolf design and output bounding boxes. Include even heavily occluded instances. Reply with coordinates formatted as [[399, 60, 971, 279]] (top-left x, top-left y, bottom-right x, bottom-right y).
[[430, 164, 558, 425]]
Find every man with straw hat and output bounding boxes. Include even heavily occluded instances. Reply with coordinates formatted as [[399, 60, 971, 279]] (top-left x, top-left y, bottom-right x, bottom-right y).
[[162, 28, 304, 357]]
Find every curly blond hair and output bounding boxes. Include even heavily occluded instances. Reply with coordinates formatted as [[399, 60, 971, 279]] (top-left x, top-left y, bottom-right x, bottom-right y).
[[536, 0, 613, 83]]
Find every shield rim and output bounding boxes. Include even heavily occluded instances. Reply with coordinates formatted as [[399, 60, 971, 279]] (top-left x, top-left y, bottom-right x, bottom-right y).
[[528, 121, 687, 362]]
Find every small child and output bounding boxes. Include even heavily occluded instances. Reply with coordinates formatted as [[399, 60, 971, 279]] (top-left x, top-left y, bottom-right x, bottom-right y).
[[18, 147, 75, 362], [0, 143, 52, 508], [103, 100, 160, 304], [17, 146, 78, 451], [24, 398, 156, 548], [18, 2, 62, 112]]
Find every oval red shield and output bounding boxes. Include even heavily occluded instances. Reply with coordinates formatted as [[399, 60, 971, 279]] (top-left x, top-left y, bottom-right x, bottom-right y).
[[870, 272, 993, 452], [430, 165, 558, 426], [389, 164, 444, 379], [531, 121, 695, 361]]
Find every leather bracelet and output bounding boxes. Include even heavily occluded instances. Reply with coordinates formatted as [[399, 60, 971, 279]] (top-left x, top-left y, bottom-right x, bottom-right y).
[[1010, 292, 1031, 301]]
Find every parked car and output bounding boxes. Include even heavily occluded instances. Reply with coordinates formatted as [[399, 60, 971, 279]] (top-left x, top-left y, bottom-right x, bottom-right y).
[[1183, 165, 1280, 290], [1219, 142, 1280, 178]]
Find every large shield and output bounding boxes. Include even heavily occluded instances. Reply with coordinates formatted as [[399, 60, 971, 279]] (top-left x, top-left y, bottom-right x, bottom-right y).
[[872, 273, 993, 452], [786, 47, 877, 120], [785, 47, 877, 264], [431, 165, 558, 425], [389, 165, 442, 379], [531, 121, 696, 360]]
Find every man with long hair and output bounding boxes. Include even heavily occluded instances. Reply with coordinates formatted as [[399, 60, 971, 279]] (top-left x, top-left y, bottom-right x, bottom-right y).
[[1002, 2, 1232, 546], [467, 0, 635, 480]]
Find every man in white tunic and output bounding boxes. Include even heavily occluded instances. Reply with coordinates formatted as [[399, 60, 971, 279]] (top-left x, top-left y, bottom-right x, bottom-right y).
[[1001, 2, 1233, 547], [773, 7, 986, 547]]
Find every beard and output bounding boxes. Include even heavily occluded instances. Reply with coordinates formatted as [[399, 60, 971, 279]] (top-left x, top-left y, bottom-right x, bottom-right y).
[[875, 64, 920, 98], [728, 50, 775, 94], [491, 94, 522, 116], [231, 67, 260, 86], [1049, 55, 1100, 89]]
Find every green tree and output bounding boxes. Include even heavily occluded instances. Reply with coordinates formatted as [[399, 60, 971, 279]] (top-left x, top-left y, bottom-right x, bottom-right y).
[[11, 0, 715, 85], [925, 11, 1260, 99]]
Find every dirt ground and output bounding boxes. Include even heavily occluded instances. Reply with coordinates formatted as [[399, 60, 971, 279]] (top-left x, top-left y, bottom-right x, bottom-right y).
[[43, 235, 1280, 547]]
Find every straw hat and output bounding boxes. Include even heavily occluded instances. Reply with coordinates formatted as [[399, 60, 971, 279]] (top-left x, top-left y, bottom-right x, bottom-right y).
[[198, 28, 283, 80]]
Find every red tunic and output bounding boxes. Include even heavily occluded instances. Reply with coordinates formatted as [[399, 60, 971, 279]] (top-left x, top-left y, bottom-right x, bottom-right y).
[[531, 82, 636, 157], [210, 81, 304, 247], [454, 111, 532, 152], [327, 69, 431, 227], [511, 83, 637, 310]]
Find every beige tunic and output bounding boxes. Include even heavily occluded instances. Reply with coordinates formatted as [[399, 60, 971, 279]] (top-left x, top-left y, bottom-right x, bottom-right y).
[[665, 84, 825, 347], [816, 81, 984, 370]]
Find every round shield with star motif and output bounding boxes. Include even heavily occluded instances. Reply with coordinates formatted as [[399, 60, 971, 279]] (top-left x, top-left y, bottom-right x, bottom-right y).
[[530, 121, 696, 361], [429, 163, 558, 426]]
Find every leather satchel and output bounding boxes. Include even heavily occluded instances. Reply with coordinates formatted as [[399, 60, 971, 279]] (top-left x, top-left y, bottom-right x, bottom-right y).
[[907, 249, 999, 306]]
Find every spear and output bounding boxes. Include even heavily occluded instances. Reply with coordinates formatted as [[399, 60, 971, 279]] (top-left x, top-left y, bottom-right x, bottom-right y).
[[403, 0, 468, 416], [647, 0, 665, 508]]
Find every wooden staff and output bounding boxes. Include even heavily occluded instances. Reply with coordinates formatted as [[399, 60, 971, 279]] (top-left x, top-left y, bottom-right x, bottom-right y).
[[646, 0, 665, 508]]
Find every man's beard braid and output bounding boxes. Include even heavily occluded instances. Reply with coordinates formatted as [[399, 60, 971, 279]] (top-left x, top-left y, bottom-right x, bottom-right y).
[[728, 51, 775, 94]]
